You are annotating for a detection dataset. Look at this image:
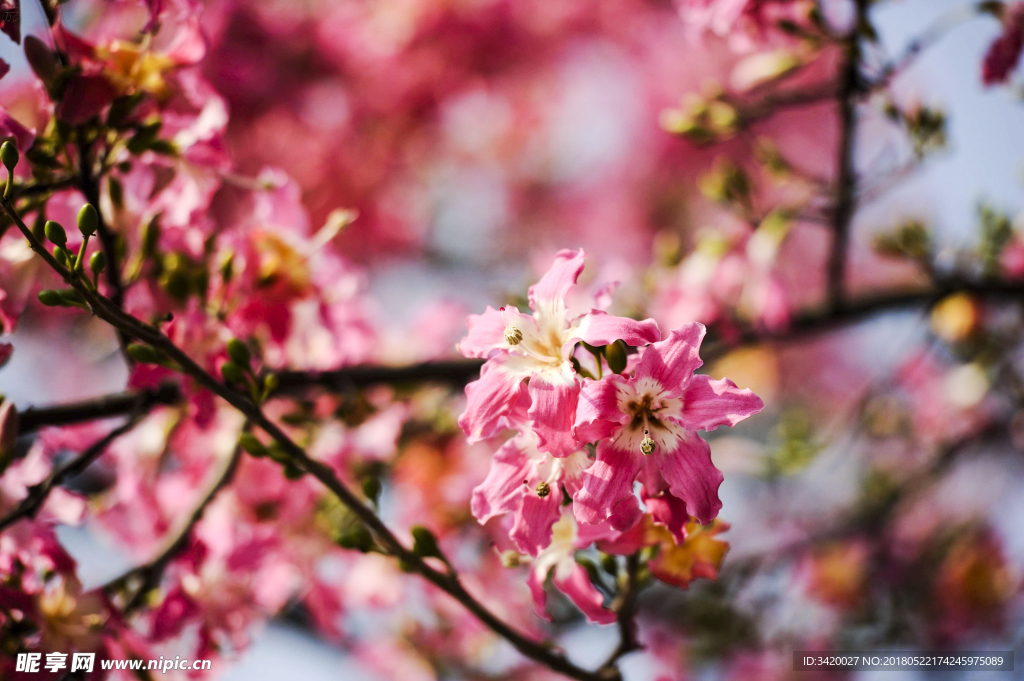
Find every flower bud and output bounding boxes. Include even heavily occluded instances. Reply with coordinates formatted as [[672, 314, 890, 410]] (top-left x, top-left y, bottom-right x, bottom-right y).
[[0, 141, 18, 173], [411, 525, 441, 558], [605, 340, 627, 375], [53, 247, 69, 268], [37, 289, 63, 306], [221, 361, 247, 384], [337, 525, 373, 553], [59, 289, 85, 306], [226, 338, 251, 367], [127, 343, 162, 364], [89, 250, 106, 275], [362, 476, 382, 504], [77, 204, 99, 237], [263, 372, 279, 394], [44, 220, 66, 249], [238, 433, 267, 458]]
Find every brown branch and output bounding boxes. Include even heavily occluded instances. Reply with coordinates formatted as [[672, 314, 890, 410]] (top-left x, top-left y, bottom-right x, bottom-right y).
[[18, 382, 182, 434], [826, 3, 867, 313], [0, 197, 610, 681], [0, 417, 141, 533], [105, 433, 245, 615], [78, 137, 132, 364], [274, 359, 483, 394]]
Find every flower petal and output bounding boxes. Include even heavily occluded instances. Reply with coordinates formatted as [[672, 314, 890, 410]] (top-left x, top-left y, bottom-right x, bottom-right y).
[[457, 305, 510, 359], [470, 439, 531, 524], [458, 354, 530, 442], [678, 374, 764, 432], [553, 563, 616, 625], [570, 310, 661, 348], [654, 431, 723, 525], [528, 248, 585, 320], [511, 487, 562, 557], [643, 489, 690, 545], [574, 376, 627, 444], [573, 440, 643, 525], [527, 368, 580, 458], [528, 566, 553, 622], [635, 324, 706, 395]]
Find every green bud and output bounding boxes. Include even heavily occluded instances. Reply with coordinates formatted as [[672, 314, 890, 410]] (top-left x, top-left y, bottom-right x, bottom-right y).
[[283, 463, 305, 480], [127, 343, 162, 365], [77, 204, 99, 237], [226, 338, 251, 367], [362, 477, 382, 504], [58, 289, 85, 306], [0, 141, 18, 173], [337, 525, 373, 553], [266, 442, 289, 464], [263, 372, 279, 394], [221, 361, 247, 384], [52, 247, 69, 268], [44, 220, 66, 249], [604, 340, 627, 375], [411, 525, 440, 558], [238, 433, 267, 458], [600, 553, 619, 576], [37, 289, 63, 306], [89, 250, 106, 275]]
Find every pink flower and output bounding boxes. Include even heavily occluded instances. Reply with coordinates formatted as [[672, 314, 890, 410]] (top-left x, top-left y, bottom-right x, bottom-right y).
[[471, 391, 591, 556], [983, 3, 1024, 86], [458, 249, 660, 457], [573, 324, 763, 528], [528, 511, 618, 625]]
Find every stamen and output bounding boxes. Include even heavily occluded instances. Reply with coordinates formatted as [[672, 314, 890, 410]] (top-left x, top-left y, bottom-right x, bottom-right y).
[[640, 429, 655, 456], [499, 306, 523, 346], [535, 481, 551, 498]]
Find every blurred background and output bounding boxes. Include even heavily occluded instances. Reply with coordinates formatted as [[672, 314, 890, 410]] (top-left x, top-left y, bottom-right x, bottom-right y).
[[1, 0, 1023, 678]]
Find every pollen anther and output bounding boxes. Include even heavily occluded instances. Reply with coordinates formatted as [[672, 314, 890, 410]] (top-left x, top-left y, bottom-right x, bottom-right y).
[[640, 429, 655, 456], [535, 481, 551, 497], [499, 306, 523, 346]]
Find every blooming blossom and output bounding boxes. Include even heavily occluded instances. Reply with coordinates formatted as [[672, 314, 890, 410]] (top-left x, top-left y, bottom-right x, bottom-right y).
[[574, 324, 763, 529], [458, 249, 660, 458], [471, 390, 591, 556]]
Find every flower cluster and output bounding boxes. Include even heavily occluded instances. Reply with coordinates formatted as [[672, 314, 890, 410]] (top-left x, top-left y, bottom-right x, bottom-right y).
[[460, 249, 762, 620]]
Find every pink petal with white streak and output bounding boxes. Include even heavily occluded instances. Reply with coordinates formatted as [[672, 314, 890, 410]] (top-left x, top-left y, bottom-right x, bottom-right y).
[[678, 374, 764, 432], [635, 324, 706, 395], [573, 440, 643, 525], [554, 563, 616, 624], [654, 430, 723, 525]]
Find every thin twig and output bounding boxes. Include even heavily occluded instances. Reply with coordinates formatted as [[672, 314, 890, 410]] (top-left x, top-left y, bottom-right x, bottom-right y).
[[0, 417, 141, 533], [105, 432, 246, 615], [599, 552, 644, 672]]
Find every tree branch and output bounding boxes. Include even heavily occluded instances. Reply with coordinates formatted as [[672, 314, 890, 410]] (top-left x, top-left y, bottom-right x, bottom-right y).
[[18, 383, 182, 434], [600, 552, 644, 672], [0, 197, 611, 681], [826, 3, 867, 313], [0, 416, 141, 533], [104, 433, 245, 615]]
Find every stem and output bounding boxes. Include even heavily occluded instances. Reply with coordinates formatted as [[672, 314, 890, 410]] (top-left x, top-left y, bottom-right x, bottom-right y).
[[18, 383, 182, 433], [77, 137, 132, 363], [826, 3, 867, 313], [599, 552, 644, 672], [0, 197, 608, 681]]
